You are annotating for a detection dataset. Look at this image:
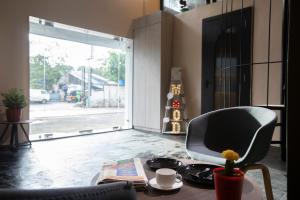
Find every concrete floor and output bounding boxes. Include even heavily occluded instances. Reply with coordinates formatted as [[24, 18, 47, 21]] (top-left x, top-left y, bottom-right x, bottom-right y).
[[0, 129, 286, 199]]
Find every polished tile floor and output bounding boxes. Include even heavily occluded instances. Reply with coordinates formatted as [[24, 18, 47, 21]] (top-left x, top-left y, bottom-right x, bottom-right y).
[[0, 129, 286, 199]]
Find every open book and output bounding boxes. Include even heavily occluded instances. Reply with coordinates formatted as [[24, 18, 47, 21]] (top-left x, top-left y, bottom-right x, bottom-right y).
[[96, 158, 148, 190]]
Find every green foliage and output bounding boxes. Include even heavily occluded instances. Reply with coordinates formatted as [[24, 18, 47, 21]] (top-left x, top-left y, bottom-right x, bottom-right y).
[[180, 8, 189, 12], [224, 160, 235, 176], [221, 150, 240, 176], [95, 51, 125, 82], [30, 55, 73, 91], [30, 51, 124, 91], [1, 88, 27, 109]]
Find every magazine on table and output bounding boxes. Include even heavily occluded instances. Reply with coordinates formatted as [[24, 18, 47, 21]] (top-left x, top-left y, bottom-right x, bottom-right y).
[[96, 158, 148, 190]]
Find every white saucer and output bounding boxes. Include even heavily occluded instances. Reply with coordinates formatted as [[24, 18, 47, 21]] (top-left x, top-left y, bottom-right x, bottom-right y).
[[149, 178, 183, 191]]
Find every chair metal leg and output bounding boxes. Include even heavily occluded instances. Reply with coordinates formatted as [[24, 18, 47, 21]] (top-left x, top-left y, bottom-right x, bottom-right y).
[[241, 164, 274, 200]]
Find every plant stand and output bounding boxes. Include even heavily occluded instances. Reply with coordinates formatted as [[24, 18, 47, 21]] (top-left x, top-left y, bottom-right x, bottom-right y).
[[0, 120, 32, 150]]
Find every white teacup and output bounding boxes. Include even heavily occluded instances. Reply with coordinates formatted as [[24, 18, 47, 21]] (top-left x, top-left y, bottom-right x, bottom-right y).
[[155, 168, 182, 188]]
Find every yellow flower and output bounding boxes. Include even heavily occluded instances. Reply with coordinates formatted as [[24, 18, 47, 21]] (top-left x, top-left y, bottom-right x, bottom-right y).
[[222, 150, 240, 161]]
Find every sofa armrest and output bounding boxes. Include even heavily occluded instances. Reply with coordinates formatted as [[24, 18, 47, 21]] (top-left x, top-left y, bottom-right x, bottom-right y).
[[0, 181, 137, 200]]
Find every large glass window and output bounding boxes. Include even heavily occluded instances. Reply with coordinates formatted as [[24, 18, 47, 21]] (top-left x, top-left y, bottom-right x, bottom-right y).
[[29, 17, 133, 140]]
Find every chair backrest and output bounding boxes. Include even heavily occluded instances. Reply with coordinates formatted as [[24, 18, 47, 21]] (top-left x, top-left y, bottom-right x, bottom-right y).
[[0, 181, 136, 200], [186, 106, 277, 166]]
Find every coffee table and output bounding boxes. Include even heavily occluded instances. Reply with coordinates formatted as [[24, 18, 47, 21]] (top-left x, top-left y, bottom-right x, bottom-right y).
[[91, 159, 263, 200]]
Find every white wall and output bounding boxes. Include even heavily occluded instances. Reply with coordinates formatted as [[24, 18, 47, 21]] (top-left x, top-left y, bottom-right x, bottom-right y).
[[90, 86, 125, 108]]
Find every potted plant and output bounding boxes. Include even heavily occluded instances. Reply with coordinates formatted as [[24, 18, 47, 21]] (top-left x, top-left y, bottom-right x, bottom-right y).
[[1, 88, 27, 122], [213, 150, 244, 200]]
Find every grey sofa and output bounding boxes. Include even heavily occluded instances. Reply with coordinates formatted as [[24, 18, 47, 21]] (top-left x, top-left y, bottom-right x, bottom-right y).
[[0, 181, 136, 200]]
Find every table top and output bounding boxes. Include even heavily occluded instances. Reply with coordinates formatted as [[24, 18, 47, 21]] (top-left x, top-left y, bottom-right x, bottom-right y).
[[0, 120, 31, 124], [92, 159, 262, 200], [138, 164, 261, 200]]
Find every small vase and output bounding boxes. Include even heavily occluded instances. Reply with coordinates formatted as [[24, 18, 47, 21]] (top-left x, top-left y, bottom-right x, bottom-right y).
[[213, 167, 244, 200], [6, 108, 21, 122]]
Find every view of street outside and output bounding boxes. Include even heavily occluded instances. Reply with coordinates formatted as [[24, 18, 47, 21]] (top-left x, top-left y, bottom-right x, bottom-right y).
[[29, 17, 131, 140], [30, 102, 124, 139]]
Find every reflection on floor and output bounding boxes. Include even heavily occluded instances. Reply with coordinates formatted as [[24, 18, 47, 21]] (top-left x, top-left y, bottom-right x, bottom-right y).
[[0, 129, 286, 199]]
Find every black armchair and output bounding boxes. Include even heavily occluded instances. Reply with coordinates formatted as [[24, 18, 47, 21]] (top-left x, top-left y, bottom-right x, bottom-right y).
[[0, 181, 136, 200], [186, 106, 277, 200]]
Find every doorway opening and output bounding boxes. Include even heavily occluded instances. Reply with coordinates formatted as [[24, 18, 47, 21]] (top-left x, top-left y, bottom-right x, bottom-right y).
[[29, 17, 133, 140], [202, 8, 252, 113]]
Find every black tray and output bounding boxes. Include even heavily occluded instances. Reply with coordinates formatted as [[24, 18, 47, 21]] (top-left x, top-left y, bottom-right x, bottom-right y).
[[146, 158, 184, 171], [179, 164, 219, 187]]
